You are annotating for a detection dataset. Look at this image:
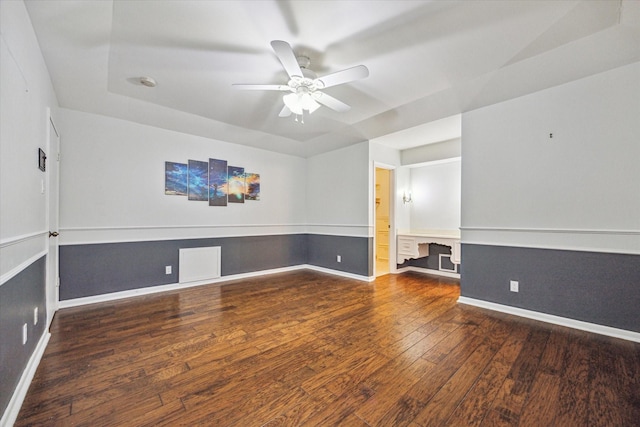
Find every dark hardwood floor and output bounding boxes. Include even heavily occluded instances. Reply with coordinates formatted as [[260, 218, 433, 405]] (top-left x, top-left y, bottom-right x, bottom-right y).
[[16, 270, 640, 426]]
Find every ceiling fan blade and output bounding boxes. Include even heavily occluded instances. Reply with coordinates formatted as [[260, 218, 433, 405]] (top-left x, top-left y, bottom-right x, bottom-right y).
[[279, 105, 292, 117], [232, 84, 290, 91], [270, 40, 303, 79], [315, 65, 369, 89], [313, 92, 351, 112]]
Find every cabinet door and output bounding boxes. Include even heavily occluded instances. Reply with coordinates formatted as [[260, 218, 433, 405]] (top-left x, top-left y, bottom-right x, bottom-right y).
[[398, 237, 416, 256]]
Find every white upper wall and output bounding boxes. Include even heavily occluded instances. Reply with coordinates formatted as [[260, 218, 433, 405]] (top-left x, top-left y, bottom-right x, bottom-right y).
[[1, 0, 59, 278], [306, 141, 370, 237], [369, 114, 461, 151], [401, 138, 461, 166], [462, 61, 640, 254], [58, 108, 308, 244], [409, 159, 461, 232]]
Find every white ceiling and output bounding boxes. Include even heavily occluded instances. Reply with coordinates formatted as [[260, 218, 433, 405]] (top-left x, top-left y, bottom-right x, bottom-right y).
[[24, 0, 640, 158]]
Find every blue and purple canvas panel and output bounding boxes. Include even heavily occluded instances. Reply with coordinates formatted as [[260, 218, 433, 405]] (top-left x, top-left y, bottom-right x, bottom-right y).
[[165, 162, 188, 196], [228, 166, 245, 203], [245, 173, 260, 201], [188, 160, 208, 201], [209, 158, 228, 206]]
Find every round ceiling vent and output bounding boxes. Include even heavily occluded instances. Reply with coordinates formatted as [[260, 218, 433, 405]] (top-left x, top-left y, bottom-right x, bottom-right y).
[[139, 76, 157, 87]]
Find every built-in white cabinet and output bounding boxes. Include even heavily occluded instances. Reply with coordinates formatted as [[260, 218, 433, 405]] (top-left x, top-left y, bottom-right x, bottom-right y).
[[397, 231, 461, 265]]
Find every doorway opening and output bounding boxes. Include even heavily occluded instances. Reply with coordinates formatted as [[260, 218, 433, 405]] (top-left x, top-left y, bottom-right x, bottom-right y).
[[375, 167, 391, 276]]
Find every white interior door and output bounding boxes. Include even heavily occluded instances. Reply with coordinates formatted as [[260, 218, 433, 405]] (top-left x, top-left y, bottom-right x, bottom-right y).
[[46, 116, 60, 326]]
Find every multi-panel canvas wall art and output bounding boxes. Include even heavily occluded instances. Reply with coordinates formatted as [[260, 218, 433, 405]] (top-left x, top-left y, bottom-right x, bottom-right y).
[[187, 160, 209, 201], [228, 166, 245, 203], [165, 162, 188, 196], [209, 158, 228, 206], [245, 173, 260, 201], [165, 158, 259, 206]]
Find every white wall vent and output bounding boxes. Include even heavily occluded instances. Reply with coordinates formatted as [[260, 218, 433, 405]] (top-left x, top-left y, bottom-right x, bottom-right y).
[[179, 246, 221, 284]]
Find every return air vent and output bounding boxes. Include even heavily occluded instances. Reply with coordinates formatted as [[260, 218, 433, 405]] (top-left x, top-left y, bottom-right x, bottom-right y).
[[179, 247, 221, 283]]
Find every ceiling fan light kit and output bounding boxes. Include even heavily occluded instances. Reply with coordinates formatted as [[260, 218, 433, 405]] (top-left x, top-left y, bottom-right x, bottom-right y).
[[233, 40, 369, 121], [283, 92, 320, 115]]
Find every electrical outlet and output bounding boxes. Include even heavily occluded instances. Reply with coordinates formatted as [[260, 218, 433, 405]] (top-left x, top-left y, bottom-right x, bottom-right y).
[[22, 323, 28, 345], [165, 265, 172, 275], [510, 280, 519, 293], [337, 255, 342, 263], [34, 307, 38, 325]]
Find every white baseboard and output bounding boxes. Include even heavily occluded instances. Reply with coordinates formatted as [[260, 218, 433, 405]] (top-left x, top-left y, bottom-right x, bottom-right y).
[[58, 265, 373, 309], [457, 296, 640, 343], [58, 265, 303, 308], [1, 330, 51, 427], [394, 266, 460, 279], [305, 265, 374, 282]]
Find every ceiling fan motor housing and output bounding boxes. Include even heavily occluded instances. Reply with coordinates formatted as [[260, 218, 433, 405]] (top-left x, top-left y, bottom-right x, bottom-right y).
[[289, 57, 322, 92], [288, 74, 321, 94]]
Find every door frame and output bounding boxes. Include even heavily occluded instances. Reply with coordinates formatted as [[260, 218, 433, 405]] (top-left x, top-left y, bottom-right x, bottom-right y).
[[46, 109, 60, 327], [373, 162, 396, 277]]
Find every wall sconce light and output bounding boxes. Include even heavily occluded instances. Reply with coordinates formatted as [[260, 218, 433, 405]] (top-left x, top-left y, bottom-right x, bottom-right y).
[[402, 191, 412, 204]]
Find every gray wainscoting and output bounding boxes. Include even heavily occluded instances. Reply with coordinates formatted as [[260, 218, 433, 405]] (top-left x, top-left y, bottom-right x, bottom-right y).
[[307, 234, 373, 277], [460, 244, 640, 333], [59, 234, 371, 300], [0, 256, 47, 417]]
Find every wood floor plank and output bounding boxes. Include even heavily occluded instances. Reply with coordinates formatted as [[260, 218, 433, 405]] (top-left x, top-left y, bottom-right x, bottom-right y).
[[516, 372, 561, 427], [374, 331, 487, 426], [298, 385, 370, 426], [551, 332, 592, 426], [354, 356, 437, 425], [587, 335, 640, 426], [446, 320, 530, 426], [485, 327, 550, 424], [181, 365, 316, 426], [234, 386, 311, 426], [71, 394, 164, 427], [15, 270, 640, 426], [409, 330, 506, 425]]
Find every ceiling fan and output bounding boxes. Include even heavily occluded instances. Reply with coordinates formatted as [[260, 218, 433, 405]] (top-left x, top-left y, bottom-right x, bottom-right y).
[[232, 40, 369, 119]]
